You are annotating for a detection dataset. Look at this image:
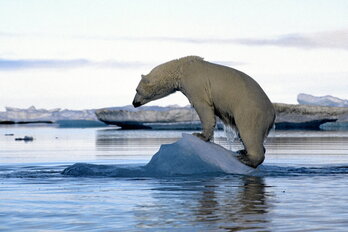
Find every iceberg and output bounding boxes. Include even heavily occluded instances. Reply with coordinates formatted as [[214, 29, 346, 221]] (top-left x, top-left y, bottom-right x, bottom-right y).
[[0, 106, 98, 123], [96, 103, 348, 130], [145, 133, 255, 175], [297, 93, 348, 107], [62, 134, 256, 177]]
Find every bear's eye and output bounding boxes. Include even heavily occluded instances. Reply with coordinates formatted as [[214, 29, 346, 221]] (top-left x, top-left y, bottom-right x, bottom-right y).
[[142, 78, 150, 84], [136, 88, 143, 95]]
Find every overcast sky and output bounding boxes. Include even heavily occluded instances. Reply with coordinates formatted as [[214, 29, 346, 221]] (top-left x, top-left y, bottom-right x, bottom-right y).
[[1, 0, 348, 110]]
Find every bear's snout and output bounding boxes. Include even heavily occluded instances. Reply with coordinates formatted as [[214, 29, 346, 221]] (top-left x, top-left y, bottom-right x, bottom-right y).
[[132, 93, 143, 108], [132, 99, 141, 108]]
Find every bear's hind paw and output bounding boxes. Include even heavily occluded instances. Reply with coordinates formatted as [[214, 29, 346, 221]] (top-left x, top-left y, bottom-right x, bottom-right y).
[[236, 153, 257, 168]]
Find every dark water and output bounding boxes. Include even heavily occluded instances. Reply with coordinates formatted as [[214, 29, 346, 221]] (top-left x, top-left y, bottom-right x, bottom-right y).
[[1, 126, 348, 231]]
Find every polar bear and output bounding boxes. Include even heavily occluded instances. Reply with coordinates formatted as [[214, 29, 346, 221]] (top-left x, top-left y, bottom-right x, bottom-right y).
[[133, 56, 275, 168]]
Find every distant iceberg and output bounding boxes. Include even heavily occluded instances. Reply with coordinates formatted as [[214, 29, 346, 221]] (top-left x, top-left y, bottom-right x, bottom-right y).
[[0, 106, 97, 121], [97, 103, 348, 130], [297, 93, 348, 107], [0, 106, 101, 126], [3, 98, 348, 130], [62, 134, 256, 177], [95, 105, 201, 129]]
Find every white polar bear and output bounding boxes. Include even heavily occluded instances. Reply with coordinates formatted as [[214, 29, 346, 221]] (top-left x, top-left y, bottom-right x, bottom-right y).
[[133, 56, 275, 168]]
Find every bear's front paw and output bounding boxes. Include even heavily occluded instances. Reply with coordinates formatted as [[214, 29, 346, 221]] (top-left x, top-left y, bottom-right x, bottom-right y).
[[192, 132, 210, 142]]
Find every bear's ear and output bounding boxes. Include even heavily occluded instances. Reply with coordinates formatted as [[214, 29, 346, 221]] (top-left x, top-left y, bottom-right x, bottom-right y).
[[141, 74, 150, 83]]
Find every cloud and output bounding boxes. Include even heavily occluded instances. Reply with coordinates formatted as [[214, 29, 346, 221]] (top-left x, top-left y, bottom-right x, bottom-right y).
[[78, 35, 238, 44], [0, 58, 90, 70], [0, 58, 151, 71], [0, 32, 22, 37], [0, 57, 244, 71], [78, 30, 348, 50], [154, 30, 348, 50], [95, 60, 152, 69], [2, 29, 347, 50], [234, 30, 348, 50]]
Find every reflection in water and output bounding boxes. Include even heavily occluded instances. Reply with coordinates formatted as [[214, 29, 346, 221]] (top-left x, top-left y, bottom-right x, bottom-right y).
[[236, 176, 270, 231], [95, 129, 348, 162], [266, 136, 348, 155], [91, 129, 348, 230], [95, 129, 179, 158], [133, 176, 272, 231], [197, 176, 271, 231]]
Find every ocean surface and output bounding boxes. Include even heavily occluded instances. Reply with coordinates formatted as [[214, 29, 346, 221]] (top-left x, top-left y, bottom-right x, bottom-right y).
[[1, 125, 348, 231]]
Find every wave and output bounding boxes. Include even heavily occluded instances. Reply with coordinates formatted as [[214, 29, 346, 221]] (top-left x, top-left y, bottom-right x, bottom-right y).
[[2, 163, 348, 179], [61, 163, 348, 177], [0, 165, 64, 178]]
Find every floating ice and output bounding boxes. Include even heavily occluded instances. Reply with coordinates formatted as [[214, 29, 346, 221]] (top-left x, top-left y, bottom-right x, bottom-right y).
[[145, 133, 255, 175], [62, 133, 256, 177]]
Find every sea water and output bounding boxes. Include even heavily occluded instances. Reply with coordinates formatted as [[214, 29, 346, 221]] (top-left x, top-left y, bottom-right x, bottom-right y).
[[1, 125, 348, 231]]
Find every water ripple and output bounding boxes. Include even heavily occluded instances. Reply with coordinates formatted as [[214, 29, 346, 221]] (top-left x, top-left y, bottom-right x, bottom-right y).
[[2, 163, 348, 179]]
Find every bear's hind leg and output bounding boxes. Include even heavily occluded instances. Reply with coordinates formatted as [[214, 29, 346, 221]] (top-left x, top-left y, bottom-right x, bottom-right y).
[[236, 126, 266, 168]]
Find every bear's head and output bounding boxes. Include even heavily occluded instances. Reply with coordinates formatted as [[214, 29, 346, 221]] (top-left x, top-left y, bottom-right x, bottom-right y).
[[132, 62, 180, 107]]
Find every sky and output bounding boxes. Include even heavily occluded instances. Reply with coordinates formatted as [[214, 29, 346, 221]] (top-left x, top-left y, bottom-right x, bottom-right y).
[[0, 0, 348, 110]]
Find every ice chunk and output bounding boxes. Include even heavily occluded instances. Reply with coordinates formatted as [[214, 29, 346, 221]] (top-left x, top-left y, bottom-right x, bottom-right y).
[[62, 133, 256, 177], [62, 163, 146, 177], [146, 134, 255, 176]]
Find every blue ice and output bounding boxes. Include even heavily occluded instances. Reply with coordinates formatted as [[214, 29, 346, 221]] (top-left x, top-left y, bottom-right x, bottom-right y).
[[62, 133, 256, 177]]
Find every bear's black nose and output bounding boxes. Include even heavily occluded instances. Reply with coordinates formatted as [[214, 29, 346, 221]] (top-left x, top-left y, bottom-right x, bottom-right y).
[[132, 100, 141, 108]]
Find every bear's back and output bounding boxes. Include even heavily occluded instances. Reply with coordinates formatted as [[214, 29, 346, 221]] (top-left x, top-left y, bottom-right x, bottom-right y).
[[187, 60, 266, 95], [183, 60, 273, 112]]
